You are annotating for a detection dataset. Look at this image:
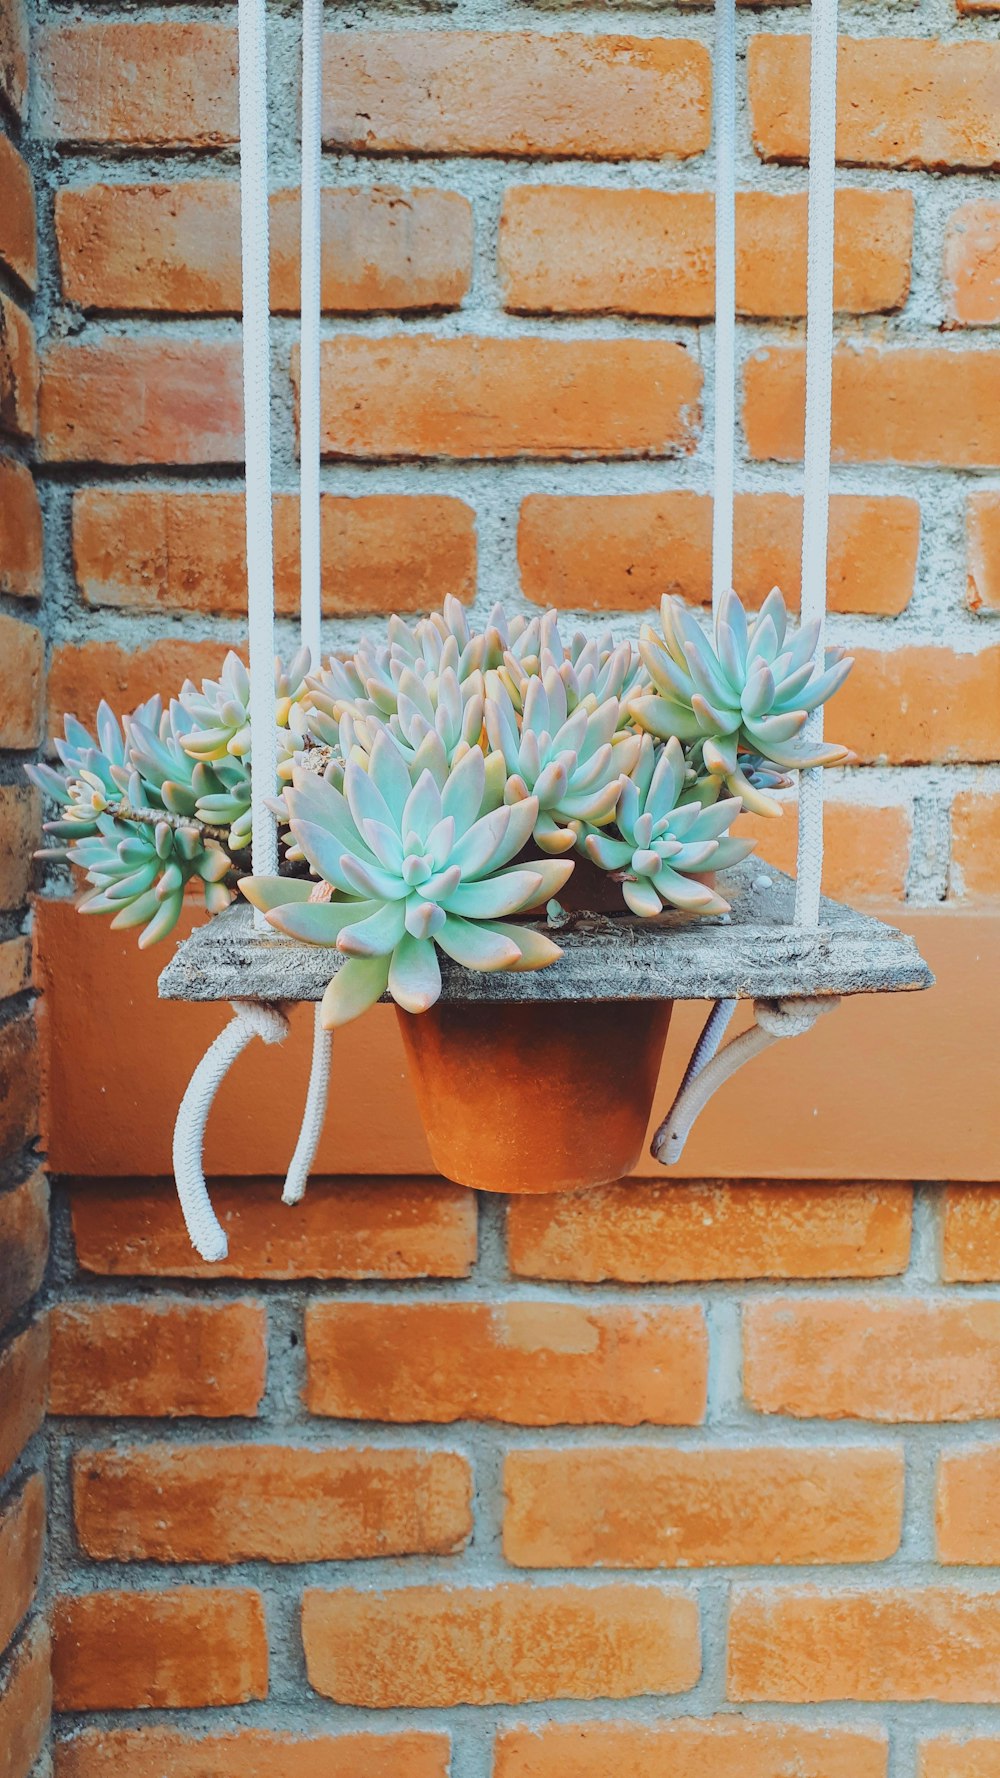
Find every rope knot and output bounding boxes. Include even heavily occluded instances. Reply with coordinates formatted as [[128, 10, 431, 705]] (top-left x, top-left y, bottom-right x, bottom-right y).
[[230, 999, 289, 1046], [754, 995, 837, 1039]]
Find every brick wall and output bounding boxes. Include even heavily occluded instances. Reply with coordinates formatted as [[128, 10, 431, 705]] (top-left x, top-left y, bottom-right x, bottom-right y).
[[6, 0, 1000, 1770], [0, 0, 50, 1775]]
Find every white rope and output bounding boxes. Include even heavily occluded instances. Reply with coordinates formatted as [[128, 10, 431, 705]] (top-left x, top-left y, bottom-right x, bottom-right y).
[[299, 0, 323, 669], [651, 996, 840, 1165], [682, 0, 739, 1102], [173, 1001, 289, 1260], [794, 0, 839, 929], [238, 0, 279, 915], [172, 999, 334, 1256], [711, 0, 737, 616], [651, 0, 841, 1168], [283, 1003, 332, 1203]]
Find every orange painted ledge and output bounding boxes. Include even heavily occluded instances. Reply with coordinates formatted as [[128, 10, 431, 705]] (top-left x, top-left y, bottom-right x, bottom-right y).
[[35, 897, 989, 1182]]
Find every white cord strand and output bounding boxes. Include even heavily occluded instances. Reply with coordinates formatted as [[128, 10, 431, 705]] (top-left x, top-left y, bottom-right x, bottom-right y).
[[711, 0, 737, 617], [650, 0, 841, 1169], [283, 1004, 332, 1204], [173, 1002, 289, 1260], [651, 996, 839, 1165], [299, 0, 323, 669], [794, 0, 839, 929], [238, 0, 279, 913]]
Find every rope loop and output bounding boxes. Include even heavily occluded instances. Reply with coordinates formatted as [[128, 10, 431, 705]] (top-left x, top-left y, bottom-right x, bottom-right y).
[[172, 999, 331, 1260], [651, 994, 840, 1168], [754, 995, 833, 1039]]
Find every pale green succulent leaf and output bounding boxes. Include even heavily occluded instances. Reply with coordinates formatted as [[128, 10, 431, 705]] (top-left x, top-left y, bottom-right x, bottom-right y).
[[337, 898, 408, 959], [436, 915, 522, 972], [388, 933, 442, 1014], [267, 899, 375, 946], [441, 868, 544, 920], [321, 954, 391, 1029]]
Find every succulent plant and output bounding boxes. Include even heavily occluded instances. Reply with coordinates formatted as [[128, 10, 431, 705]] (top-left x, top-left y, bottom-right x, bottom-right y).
[[32, 591, 855, 997], [70, 814, 232, 946], [484, 671, 640, 856], [494, 616, 647, 733], [241, 732, 571, 1027], [630, 588, 852, 815], [26, 699, 161, 848], [584, 734, 754, 916], [180, 648, 312, 763]]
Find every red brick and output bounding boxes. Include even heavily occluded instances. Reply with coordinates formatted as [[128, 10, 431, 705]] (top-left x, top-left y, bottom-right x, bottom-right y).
[[501, 187, 911, 318], [729, 1587, 1000, 1702], [0, 293, 36, 440], [0, 613, 43, 749], [749, 38, 1000, 171], [509, 1181, 913, 1282], [0, 1474, 44, 1654], [73, 490, 476, 616], [305, 1302, 707, 1425], [37, 23, 239, 146], [944, 1186, 1000, 1281], [40, 338, 243, 465], [938, 1447, 1000, 1565], [493, 1721, 888, 1778], [0, 0, 28, 119], [950, 792, 1000, 901], [52, 1589, 267, 1710], [323, 32, 710, 158], [302, 1584, 700, 1706], [49, 638, 235, 734], [57, 182, 471, 314], [517, 491, 918, 616], [309, 337, 701, 460], [922, 1743, 1000, 1777], [0, 1016, 38, 1160], [735, 802, 911, 902], [48, 1300, 266, 1418], [0, 455, 43, 600], [0, 1320, 48, 1480], [835, 648, 1000, 765], [0, 137, 35, 292], [0, 937, 31, 1001], [503, 1446, 903, 1568], [70, 1177, 475, 1279], [74, 1444, 471, 1562], [54, 1729, 450, 1778], [0, 787, 39, 909], [945, 202, 1000, 326], [0, 1622, 51, 1778], [744, 1299, 1000, 1421], [968, 493, 1000, 612], [0, 1173, 49, 1333], [745, 345, 1000, 468]]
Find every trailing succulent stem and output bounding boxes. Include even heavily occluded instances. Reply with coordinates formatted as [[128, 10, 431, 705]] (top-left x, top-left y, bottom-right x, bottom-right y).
[[34, 589, 852, 1021]]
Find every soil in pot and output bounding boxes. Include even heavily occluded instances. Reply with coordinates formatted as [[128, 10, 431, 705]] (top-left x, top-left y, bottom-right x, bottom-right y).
[[396, 997, 673, 1194]]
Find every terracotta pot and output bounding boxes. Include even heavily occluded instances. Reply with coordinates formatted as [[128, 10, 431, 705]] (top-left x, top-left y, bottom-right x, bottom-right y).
[[396, 996, 673, 1195]]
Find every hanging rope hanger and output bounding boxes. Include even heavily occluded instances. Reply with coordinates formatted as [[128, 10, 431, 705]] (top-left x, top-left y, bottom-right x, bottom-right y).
[[652, 0, 842, 1163], [170, 0, 850, 1251], [172, 0, 331, 1260]]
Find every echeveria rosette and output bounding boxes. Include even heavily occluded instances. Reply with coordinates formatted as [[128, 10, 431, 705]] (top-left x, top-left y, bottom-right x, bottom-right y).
[[309, 596, 485, 732], [630, 588, 853, 815], [26, 698, 161, 850], [497, 616, 648, 736], [584, 735, 755, 918], [484, 671, 640, 857], [180, 648, 312, 764], [241, 734, 573, 1028], [70, 814, 232, 947]]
